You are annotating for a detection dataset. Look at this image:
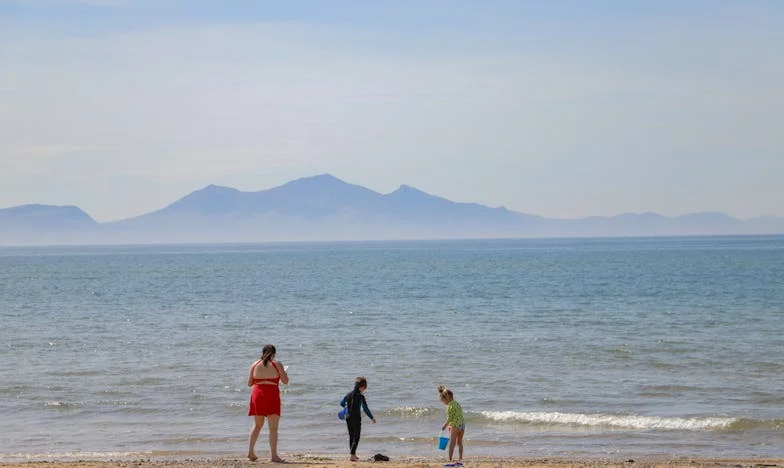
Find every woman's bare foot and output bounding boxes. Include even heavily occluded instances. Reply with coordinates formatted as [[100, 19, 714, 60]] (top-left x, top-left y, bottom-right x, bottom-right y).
[[271, 456, 286, 463], [247, 454, 258, 462], [350, 455, 359, 462]]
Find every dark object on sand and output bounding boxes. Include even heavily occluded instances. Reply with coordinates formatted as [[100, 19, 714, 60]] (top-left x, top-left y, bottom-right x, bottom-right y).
[[373, 453, 390, 461]]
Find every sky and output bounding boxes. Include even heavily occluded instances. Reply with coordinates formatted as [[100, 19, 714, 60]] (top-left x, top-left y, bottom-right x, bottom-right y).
[[1, 0, 783, 222]]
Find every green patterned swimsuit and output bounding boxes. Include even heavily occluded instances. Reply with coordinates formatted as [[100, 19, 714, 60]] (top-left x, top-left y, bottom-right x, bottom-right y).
[[446, 400, 465, 430]]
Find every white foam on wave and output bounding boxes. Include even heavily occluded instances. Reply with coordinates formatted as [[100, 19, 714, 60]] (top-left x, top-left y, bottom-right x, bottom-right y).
[[44, 401, 78, 408], [480, 410, 736, 430], [389, 405, 436, 417]]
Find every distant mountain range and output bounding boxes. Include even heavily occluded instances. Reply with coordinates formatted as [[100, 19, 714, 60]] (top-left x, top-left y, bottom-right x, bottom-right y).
[[2, 174, 783, 245]]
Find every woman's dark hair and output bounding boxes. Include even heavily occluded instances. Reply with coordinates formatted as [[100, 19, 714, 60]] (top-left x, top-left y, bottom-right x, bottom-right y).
[[354, 376, 368, 391], [260, 344, 276, 367]]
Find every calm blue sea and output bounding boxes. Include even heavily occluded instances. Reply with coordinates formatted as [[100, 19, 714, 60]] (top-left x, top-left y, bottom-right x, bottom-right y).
[[1, 236, 783, 462]]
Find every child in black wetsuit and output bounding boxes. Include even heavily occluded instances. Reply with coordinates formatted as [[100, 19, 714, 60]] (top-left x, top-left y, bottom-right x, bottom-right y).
[[340, 376, 376, 461]]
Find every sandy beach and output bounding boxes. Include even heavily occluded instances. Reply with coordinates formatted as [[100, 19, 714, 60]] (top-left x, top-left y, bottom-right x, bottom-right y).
[[2, 455, 783, 468]]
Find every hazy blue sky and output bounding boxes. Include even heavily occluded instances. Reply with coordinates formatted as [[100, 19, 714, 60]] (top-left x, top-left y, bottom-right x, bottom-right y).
[[2, 0, 782, 221]]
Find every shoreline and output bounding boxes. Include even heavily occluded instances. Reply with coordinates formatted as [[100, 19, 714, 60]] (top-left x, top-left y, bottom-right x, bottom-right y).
[[1, 455, 783, 468]]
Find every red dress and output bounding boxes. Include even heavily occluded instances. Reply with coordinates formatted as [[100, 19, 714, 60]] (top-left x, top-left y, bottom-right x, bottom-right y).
[[248, 361, 282, 416]]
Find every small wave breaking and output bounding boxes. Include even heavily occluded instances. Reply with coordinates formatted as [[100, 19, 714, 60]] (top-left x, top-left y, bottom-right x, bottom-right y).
[[387, 406, 438, 418], [479, 411, 737, 431], [44, 401, 80, 410]]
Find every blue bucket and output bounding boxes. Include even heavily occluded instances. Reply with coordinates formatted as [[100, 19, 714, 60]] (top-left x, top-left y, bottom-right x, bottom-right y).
[[438, 435, 449, 450], [338, 407, 348, 420]]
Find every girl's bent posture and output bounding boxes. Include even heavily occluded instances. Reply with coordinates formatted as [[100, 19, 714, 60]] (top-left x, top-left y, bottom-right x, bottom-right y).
[[438, 384, 465, 467]]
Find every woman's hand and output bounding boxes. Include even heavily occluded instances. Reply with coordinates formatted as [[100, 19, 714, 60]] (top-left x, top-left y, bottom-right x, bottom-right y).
[[372, 418, 377, 424]]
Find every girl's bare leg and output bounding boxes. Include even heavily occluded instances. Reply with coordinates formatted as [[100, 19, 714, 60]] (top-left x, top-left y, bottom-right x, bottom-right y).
[[267, 414, 285, 462], [448, 431, 457, 462], [456, 428, 465, 462], [248, 416, 265, 461]]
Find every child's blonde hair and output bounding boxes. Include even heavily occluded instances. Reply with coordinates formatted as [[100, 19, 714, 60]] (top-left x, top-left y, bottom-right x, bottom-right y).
[[437, 384, 454, 402]]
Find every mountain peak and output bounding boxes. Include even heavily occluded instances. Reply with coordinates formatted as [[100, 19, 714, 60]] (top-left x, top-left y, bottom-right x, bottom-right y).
[[160, 184, 242, 216], [273, 174, 358, 193], [309, 173, 342, 182], [198, 184, 238, 193], [677, 211, 741, 224], [390, 184, 430, 196], [1, 203, 94, 219], [288, 173, 345, 185], [0, 204, 96, 229]]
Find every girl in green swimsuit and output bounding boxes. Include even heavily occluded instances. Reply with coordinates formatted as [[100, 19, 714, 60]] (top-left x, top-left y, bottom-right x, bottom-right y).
[[438, 384, 465, 467]]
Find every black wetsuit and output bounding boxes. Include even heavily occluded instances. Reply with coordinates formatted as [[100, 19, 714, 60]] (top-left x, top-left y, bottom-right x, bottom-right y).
[[340, 390, 374, 456]]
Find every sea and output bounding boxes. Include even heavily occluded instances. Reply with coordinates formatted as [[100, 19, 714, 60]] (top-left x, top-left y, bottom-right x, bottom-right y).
[[1, 236, 783, 462]]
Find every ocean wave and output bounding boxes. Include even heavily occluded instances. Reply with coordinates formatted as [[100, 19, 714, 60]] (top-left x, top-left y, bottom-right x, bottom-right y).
[[48, 369, 104, 377], [726, 418, 784, 431], [479, 411, 737, 430], [0, 385, 32, 396], [44, 401, 80, 410], [387, 406, 438, 418], [364, 435, 518, 447]]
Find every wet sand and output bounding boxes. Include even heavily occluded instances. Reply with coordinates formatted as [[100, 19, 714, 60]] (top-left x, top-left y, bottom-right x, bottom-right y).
[[1, 455, 782, 468]]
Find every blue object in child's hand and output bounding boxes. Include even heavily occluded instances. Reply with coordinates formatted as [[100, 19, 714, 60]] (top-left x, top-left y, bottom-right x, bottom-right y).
[[438, 430, 450, 450], [338, 407, 348, 420]]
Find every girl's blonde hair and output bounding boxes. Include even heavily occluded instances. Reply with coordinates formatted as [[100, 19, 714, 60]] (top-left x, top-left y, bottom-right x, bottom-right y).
[[437, 384, 454, 401]]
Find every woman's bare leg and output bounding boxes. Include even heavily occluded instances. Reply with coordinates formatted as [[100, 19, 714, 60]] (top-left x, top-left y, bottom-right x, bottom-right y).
[[267, 414, 285, 462], [248, 415, 265, 461]]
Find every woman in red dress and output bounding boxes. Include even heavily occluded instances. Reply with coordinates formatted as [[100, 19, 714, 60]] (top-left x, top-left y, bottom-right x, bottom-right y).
[[247, 344, 289, 462]]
